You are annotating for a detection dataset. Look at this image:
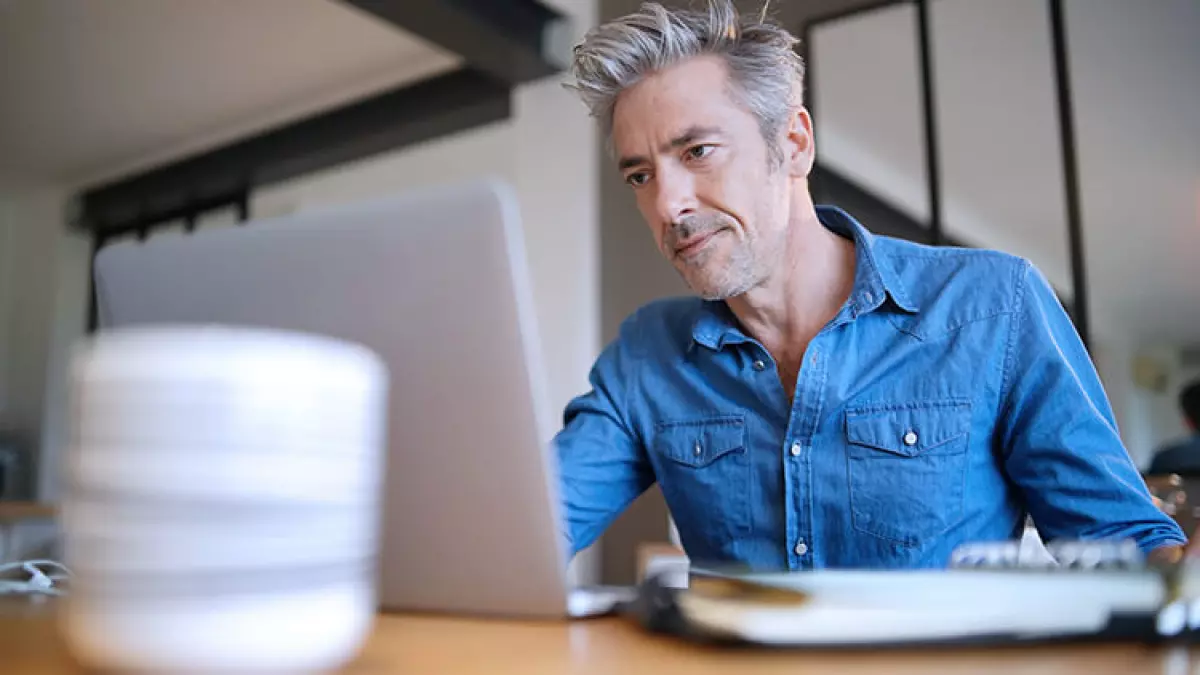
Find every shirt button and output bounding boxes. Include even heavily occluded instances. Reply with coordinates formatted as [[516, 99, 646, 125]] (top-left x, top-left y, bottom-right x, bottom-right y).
[[693, 441, 703, 456], [864, 291, 874, 303], [752, 359, 766, 372], [790, 442, 803, 457], [794, 540, 808, 556], [903, 430, 919, 446]]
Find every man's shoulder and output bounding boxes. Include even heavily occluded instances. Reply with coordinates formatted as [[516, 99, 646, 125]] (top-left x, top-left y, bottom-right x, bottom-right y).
[[614, 296, 707, 349], [875, 235, 1030, 293], [874, 235, 1036, 319]]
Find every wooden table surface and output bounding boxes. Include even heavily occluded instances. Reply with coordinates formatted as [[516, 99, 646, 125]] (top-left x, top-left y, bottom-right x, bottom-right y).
[[1, 597, 1195, 674], [0, 501, 57, 522]]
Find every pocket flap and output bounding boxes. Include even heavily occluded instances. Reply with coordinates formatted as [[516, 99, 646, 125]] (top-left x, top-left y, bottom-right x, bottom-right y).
[[846, 401, 970, 457], [654, 416, 746, 468]]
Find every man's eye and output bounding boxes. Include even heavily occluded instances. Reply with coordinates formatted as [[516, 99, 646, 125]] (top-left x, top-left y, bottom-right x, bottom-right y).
[[686, 144, 714, 160], [625, 172, 650, 187]]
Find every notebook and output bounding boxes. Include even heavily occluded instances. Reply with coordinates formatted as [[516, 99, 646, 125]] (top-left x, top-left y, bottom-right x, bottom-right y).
[[628, 541, 1199, 647]]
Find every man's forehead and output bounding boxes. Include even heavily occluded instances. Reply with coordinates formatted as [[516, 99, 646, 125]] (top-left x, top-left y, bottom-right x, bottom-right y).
[[612, 89, 740, 160], [616, 59, 730, 110]]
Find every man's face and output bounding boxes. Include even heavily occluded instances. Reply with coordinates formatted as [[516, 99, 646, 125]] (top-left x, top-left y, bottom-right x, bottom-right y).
[[611, 55, 797, 300]]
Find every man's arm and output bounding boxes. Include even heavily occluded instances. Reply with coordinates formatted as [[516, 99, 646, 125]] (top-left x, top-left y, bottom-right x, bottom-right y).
[[997, 262, 1186, 555], [554, 334, 655, 557]]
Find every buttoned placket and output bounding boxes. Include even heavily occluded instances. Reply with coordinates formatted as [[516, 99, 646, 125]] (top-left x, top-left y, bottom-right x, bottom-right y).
[[782, 336, 829, 569]]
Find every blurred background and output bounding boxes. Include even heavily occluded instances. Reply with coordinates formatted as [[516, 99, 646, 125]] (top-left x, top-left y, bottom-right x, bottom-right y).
[[0, 0, 1197, 586]]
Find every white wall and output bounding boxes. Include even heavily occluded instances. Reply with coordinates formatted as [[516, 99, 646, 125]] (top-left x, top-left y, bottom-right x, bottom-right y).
[[810, 0, 1074, 296], [37, 227, 90, 501], [0, 197, 12, 414], [1138, 347, 1200, 459], [0, 186, 70, 493], [1091, 337, 1200, 469], [0, 184, 87, 558], [812, 4, 932, 227], [1069, 0, 1200, 346]]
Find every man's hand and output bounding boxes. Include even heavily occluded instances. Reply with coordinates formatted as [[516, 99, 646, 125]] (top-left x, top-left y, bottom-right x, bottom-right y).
[[1144, 475, 1193, 562], [1147, 544, 1184, 565]]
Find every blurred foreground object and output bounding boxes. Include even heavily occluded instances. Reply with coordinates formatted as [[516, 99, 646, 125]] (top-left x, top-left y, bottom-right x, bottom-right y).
[[60, 326, 388, 674]]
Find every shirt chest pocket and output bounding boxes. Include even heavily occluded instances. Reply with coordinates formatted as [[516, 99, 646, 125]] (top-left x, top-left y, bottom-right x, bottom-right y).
[[845, 400, 972, 547], [651, 416, 750, 563]]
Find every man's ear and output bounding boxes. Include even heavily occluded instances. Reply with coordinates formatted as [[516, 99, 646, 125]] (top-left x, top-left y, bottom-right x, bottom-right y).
[[784, 107, 816, 178]]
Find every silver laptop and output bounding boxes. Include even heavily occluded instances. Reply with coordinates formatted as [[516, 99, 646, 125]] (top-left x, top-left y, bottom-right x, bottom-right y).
[[94, 179, 624, 618]]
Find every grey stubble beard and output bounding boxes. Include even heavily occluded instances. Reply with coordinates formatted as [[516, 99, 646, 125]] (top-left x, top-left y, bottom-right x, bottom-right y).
[[668, 213, 764, 301]]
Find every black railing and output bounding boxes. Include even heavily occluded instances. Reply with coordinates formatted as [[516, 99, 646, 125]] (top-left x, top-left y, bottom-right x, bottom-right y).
[[801, 0, 1091, 348]]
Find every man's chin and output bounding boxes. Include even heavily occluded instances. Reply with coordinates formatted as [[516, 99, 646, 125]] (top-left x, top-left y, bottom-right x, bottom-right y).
[[683, 271, 762, 301], [696, 289, 735, 301], [675, 256, 760, 300], [684, 275, 745, 301]]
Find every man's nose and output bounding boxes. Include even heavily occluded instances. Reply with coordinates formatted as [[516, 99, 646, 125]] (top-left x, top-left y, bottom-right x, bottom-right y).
[[653, 166, 697, 226]]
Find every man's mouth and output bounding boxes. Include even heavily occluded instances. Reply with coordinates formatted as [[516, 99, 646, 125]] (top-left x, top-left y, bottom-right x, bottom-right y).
[[674, 229, 722, 258]]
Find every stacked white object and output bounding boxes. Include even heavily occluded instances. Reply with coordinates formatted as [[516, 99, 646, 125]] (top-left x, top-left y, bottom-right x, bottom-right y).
[[60, 326, 388, 674]]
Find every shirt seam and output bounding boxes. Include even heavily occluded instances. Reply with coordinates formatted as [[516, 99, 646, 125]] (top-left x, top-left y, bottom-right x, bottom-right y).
[[877, 246, 1020, 261], [913, 307, 1018, 340], [570, 312, 648, 553], [996, 260, 1032, 432], [1137, 533, 1189, 554], [618, 309, 650, 443]]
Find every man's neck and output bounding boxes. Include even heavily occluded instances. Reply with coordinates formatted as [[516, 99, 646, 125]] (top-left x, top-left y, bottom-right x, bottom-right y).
[[725, 203, 857, 369]]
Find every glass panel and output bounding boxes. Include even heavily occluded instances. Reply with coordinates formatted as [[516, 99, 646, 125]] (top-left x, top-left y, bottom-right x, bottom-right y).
[[810, 4, 930, 229]]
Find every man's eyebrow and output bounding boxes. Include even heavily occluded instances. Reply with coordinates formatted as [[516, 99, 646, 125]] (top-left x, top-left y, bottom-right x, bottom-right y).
[[617, 155, 647, 171], [660, 126, 721, 153], [616, 126, 723, 171]]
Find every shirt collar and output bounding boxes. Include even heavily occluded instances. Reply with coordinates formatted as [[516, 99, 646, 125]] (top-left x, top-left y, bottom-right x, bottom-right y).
[[817, 205, 918, 317], [691, 300, 751, 351], [690, 206, 918, 351]]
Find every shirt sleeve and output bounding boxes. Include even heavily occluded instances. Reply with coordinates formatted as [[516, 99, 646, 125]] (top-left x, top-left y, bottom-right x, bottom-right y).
[[554, 327, 655, 557], [998, 261, 1186, 553]]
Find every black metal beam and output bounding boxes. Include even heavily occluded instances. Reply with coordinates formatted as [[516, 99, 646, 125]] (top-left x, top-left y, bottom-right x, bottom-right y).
[[805, 0, 1077, 313], [76, 68, 510, 236], [341, 0, 568, 85], [1048, 0, 1091, 350], [800, 0, 911, 29], [235, 192, 249, 224], [812, 163, 1092, 310], [914, 0, 945, 245], [87, 235, 102, 333], [812, 163, 967, 248]]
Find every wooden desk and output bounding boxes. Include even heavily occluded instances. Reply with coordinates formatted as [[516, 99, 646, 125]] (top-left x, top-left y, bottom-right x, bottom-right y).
[[0, 502, 58, 523], [1, 598, 1193, 674]]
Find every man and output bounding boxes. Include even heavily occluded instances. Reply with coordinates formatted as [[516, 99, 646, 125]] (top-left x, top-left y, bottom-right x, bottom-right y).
[[1148, 381, 1200, 477], [554, 0, 1185, 568]]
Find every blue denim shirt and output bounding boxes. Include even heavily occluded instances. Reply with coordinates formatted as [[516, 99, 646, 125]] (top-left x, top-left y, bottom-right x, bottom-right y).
[[555, 206, 1185, 569]]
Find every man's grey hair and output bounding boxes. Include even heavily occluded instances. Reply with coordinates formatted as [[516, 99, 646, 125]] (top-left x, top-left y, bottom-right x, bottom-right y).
[[567, 0, 804, 160]]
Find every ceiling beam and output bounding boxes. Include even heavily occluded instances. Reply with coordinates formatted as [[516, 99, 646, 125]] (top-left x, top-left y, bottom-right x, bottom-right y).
[[76, 68, 509, 235], [340, 0, 570, 85]]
